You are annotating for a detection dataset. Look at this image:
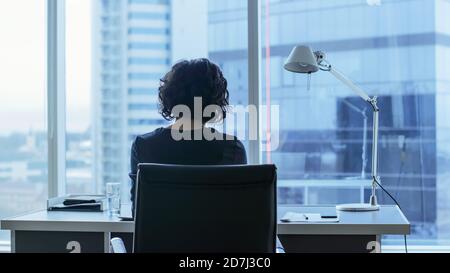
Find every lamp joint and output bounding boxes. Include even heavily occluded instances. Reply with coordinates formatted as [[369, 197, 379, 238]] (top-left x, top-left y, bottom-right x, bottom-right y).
[[368, 97, 380, 112]]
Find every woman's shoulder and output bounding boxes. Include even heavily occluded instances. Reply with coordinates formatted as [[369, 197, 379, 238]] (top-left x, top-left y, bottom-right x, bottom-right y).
[[223, 134, 245, 146], [134, 127, 168, 145], [220, 134, 247, 164], [220, 133, 246, 152]]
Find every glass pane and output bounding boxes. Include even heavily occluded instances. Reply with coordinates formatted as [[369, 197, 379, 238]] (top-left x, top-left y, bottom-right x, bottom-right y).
[[177, 0, 249, 144], [0, 0, 47, 240], [262, 0, 450, 246], [66, 0, 248, 203], [66, 0, 94, 194]]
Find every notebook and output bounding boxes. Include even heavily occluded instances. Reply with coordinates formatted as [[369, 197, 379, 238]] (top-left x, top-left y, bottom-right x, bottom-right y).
[[48, 203, 103, 212], [63, 196, 105, 206], [119, 204, 133, 221], [281, 212, 340, 223], [47, 195, 106, 212]]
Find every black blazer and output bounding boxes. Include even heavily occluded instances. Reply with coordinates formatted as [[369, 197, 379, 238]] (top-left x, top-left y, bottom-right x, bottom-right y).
[[129, 128, 248, 210]]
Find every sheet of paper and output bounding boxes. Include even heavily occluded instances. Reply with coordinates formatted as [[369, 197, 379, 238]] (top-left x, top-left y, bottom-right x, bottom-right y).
[[281, 212, 340, 223]]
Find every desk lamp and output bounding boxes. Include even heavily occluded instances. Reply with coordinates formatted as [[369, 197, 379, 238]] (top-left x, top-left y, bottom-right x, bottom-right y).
[[284, 45, 380, 212]]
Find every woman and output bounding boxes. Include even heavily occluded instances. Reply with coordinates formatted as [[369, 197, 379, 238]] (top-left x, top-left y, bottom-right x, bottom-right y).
[[129, 58, 247, 208]]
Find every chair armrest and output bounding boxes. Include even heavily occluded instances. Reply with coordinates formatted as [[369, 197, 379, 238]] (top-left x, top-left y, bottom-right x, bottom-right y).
[[111, 238, 127, 253], [276, 247, 285, 254]]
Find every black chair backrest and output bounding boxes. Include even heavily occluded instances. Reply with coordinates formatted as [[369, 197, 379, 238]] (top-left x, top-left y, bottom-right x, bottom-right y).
[[133, 164, 277, 253]]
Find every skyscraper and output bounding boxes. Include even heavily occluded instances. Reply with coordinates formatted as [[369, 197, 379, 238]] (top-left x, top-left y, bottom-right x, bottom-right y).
[[92, 0, 171, 196]]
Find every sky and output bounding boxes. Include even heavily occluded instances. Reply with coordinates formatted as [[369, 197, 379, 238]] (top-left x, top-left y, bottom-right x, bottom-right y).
[[0, 0, 92, 134]]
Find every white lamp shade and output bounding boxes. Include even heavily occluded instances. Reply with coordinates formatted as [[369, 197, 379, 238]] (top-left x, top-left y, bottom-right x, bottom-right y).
[[284, 45, 319, 74]]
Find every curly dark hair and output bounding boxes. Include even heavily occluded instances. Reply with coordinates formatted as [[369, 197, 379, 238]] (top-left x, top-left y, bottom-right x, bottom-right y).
[[158, 58, 230, 123]]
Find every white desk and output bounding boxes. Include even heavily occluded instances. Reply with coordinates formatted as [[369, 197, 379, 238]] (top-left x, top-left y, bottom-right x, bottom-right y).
[[1, 205, 410, 253], [278, 205, 410, 253], [1, 210, 134, 253]]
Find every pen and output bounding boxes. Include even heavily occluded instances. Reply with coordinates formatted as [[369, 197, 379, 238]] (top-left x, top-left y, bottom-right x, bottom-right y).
[[303, 214, 309, 220], [321, 216, 338, 219]]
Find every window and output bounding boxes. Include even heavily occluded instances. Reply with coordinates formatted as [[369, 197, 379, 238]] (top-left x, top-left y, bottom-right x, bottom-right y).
[[0, 0, 47, 240], [261, 0, 450, 246], [169, 0, 250, 127], [64, 0, 249, 204], [4, 0, 448, 249], [66, 0, 94, 194]]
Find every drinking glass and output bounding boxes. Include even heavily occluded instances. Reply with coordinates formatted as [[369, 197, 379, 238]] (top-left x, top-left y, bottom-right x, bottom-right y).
[[106, 183, 121, 216]]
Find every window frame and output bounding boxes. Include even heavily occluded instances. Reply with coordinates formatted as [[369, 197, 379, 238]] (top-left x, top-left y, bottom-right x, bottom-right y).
[[47, 0, 67, 197], [247, 0, 262, 165]]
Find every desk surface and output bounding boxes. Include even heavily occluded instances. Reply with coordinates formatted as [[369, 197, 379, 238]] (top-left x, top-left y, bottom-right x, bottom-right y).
[[1, 205, 410, 236], [0, 210, 134, 233], [278, 205, 410, 235]]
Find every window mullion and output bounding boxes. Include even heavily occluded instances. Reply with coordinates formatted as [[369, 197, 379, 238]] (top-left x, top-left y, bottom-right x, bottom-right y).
[[47, 0, 66, 198], [247, 0, 262, 165]]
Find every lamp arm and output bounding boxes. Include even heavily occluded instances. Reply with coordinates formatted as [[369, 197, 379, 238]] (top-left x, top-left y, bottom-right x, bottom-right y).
[[328, 67, 371, 102], [327, 66, 380, 206]]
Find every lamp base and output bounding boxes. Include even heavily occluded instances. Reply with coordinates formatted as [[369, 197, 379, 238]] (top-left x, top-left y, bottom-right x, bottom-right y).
[[336, 203, 380, 212]]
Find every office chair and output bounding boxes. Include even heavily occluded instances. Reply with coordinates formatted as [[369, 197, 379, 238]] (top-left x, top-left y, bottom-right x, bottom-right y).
[[112, 163, 277, 253], [111, 237, 127, 253]]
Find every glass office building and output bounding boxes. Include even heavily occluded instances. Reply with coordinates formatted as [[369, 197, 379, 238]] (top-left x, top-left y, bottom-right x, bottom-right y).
[[209, 0, 450, 244]]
